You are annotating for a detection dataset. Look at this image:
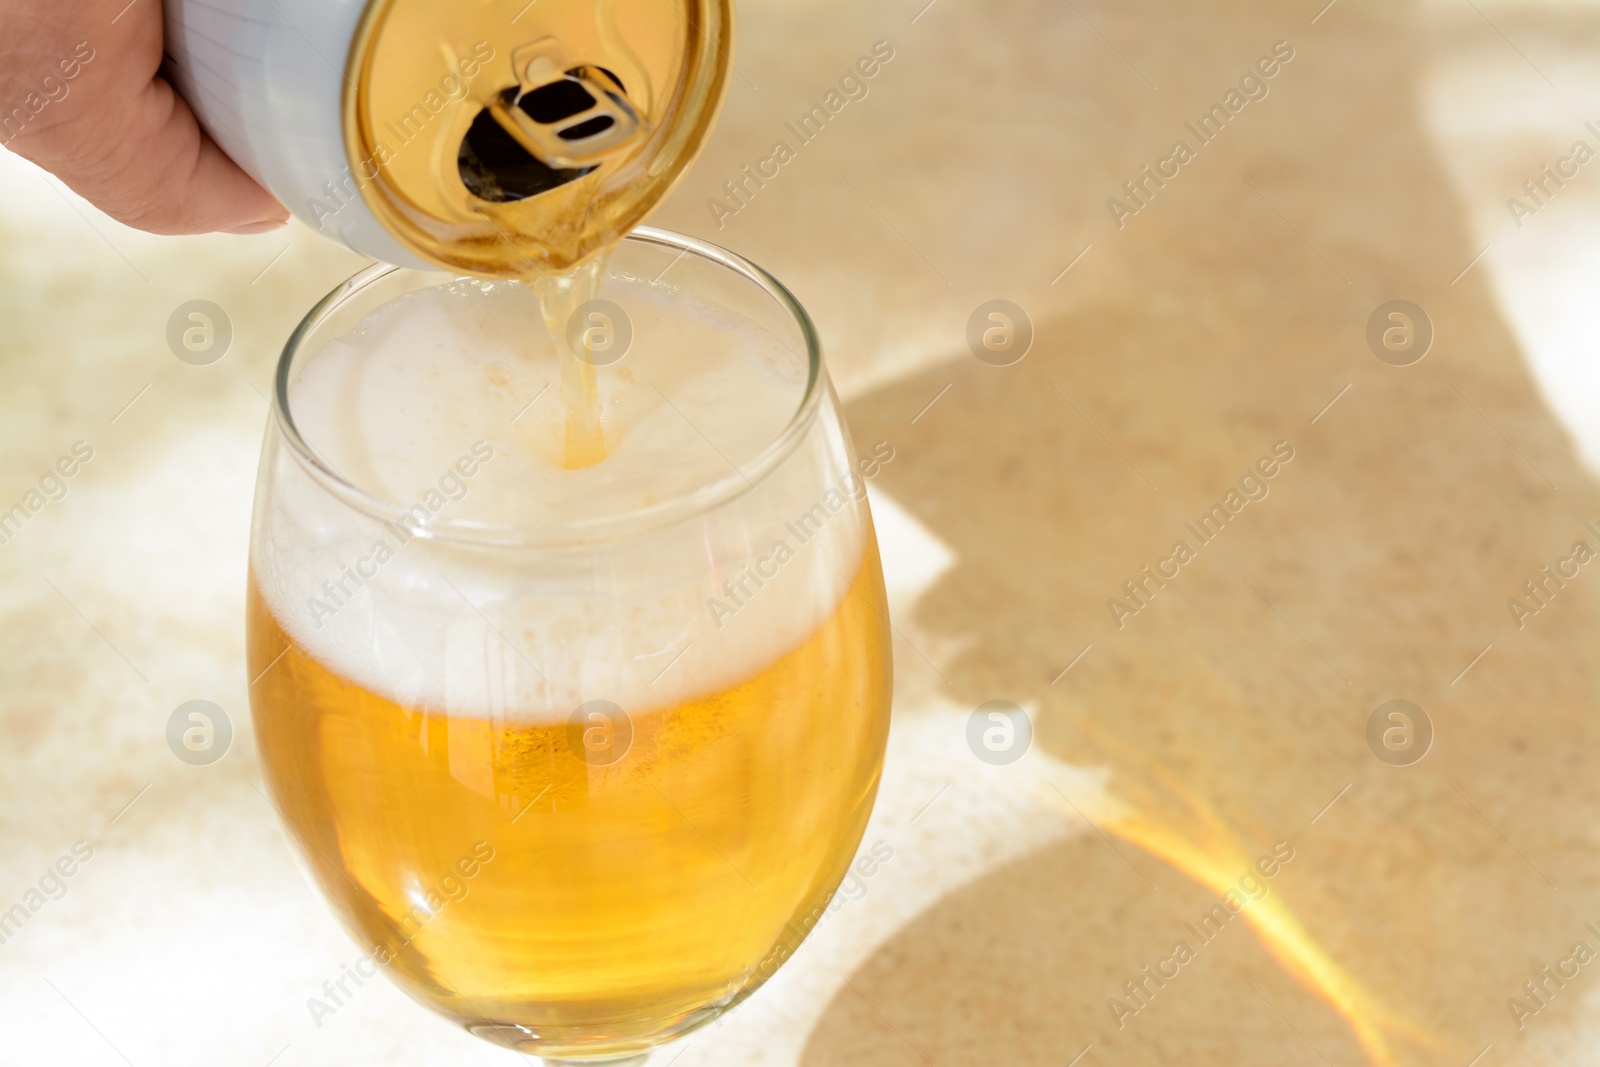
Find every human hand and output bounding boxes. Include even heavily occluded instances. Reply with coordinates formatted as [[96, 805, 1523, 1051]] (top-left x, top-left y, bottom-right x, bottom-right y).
[[0, 0, 288, 235]]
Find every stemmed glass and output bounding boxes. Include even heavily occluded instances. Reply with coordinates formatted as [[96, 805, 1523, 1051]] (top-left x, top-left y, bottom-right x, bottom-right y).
[[245, 229, 893, 1063]]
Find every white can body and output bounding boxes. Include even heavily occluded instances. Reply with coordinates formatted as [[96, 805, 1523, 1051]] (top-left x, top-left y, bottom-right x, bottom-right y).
[[163, 0, 430, 268]]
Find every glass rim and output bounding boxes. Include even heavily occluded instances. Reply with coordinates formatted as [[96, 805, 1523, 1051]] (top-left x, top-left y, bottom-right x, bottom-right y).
[[272, 227, 825, 549]]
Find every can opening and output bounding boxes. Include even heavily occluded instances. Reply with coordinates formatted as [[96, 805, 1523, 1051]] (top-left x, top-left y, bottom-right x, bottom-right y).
[[458, 98, 596, 203], [458, 65, 638, 204]]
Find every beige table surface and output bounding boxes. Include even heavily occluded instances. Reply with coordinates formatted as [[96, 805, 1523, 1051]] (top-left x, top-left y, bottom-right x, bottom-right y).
[[7, 0, 1600, 1063]]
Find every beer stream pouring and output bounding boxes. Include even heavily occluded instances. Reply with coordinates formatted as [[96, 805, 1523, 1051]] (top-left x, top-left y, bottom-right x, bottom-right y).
[[161, 0, 733, 276]]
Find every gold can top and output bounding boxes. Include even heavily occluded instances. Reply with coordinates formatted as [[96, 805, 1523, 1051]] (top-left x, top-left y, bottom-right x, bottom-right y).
[[344, 0, 732, 277]]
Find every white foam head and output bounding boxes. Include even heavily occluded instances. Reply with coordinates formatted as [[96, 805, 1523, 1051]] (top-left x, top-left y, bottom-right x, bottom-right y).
[[256, 267, 868, 725]]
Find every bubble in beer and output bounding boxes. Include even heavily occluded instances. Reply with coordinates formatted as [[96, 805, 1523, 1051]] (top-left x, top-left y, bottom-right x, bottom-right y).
[[1365, 300, 1432, 367], [1365, 699, 1432, 766], [568, 699, 634, 766], [966, 699, 1032, 765], [966, 300, 1033, 367], [166, 700, 233, 765], [166, 300, 233, 366], [565, 299, 634, 367]]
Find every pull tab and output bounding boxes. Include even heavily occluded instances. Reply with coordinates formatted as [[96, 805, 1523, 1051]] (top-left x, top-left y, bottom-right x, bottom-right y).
[[492, 41, 647, 169]]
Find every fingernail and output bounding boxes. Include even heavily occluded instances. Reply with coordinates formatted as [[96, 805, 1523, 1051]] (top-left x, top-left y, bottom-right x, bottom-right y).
[[226, 216, 289, 235]]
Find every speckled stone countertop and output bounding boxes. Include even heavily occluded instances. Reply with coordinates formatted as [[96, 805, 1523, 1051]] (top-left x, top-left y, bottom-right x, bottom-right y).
[[7, 0, 1600, 1064]]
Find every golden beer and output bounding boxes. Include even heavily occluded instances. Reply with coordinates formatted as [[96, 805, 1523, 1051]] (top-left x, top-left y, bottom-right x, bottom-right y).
[[248, 233, 892, 1059], [247, 546, 888, 1053]]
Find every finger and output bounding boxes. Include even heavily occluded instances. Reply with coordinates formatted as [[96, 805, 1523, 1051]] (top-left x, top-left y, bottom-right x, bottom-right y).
[[38, 73, 289, 235], [0, 0, 289, 234]]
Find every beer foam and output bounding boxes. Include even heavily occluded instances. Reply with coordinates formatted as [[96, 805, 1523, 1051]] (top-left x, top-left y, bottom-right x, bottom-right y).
[[258, 271, 868, 724]]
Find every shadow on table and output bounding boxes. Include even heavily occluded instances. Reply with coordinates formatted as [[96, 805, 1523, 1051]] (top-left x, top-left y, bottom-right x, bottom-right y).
[[799, 1, 1600, 1064]]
